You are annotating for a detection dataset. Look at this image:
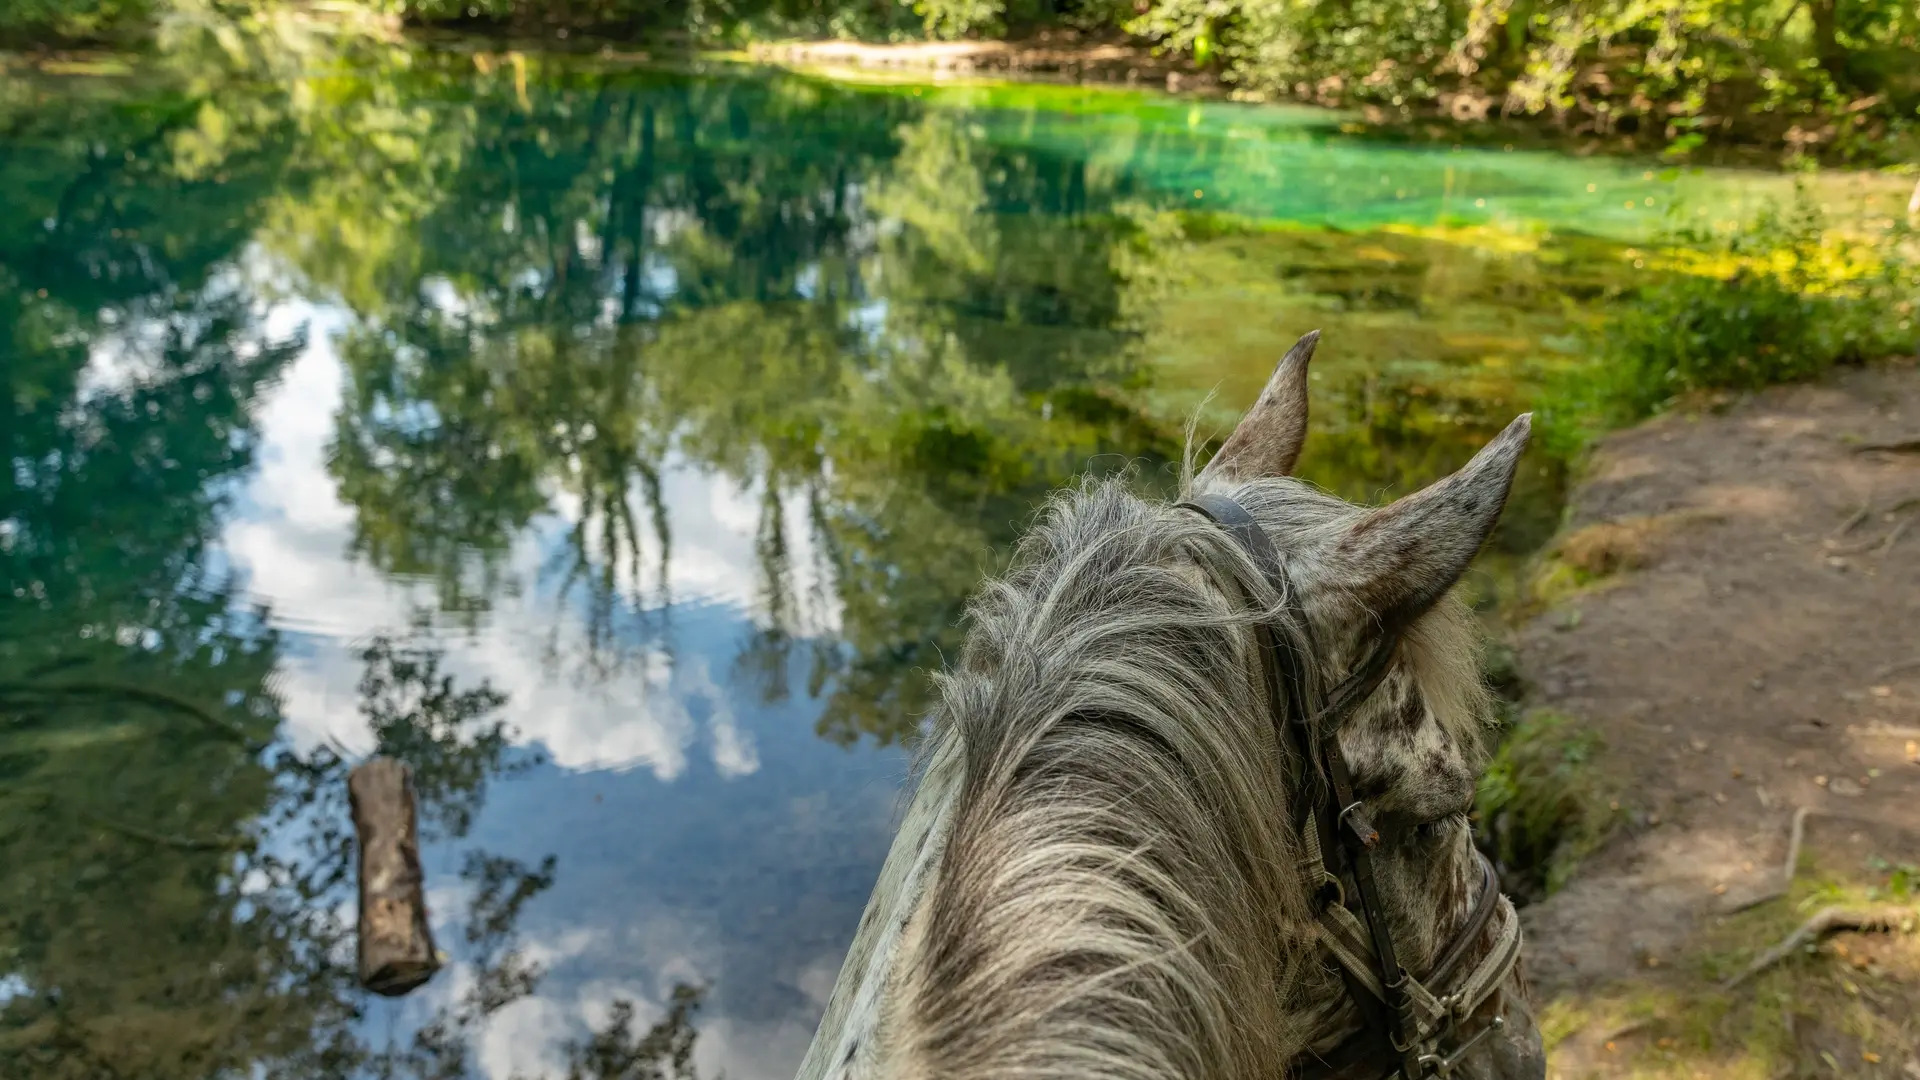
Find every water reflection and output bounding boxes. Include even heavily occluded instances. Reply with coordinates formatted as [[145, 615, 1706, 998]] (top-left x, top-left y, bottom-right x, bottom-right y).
[[303, 69, 1181, 746], [5, 43, 1866, 1079]]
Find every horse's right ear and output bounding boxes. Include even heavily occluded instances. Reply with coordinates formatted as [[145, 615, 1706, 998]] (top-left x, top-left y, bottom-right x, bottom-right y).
[[1197, 330, 1318, 485], [1327, 413, 1531, 630]]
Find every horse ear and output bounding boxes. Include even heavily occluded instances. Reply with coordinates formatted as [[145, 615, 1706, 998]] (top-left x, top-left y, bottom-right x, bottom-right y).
[[1197, 331, 1318, 485], [1329, 414, 1531, 628]]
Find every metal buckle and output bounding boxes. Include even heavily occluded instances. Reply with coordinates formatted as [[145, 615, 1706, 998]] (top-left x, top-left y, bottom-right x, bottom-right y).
[[1337, 800, 1379, 848], [1415, 1015, 1504, 1078]]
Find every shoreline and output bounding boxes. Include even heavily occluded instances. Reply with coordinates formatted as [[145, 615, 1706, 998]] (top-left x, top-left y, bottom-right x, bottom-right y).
[[7, 18, 1910, 168], [744, 33, 1216, 95]]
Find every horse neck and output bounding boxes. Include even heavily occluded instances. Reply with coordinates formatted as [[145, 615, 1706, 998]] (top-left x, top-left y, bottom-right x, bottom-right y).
[[796, 732, 964, 1080]]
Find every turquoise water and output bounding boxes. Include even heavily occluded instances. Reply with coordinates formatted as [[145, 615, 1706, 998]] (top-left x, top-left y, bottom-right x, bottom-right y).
[[1, 47, 1897, 1079]]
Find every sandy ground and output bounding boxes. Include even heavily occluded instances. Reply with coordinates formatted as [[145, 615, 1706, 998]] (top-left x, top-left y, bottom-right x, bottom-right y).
[[747, 32, 1213, 91], [1511, 360, 1920, 1077]]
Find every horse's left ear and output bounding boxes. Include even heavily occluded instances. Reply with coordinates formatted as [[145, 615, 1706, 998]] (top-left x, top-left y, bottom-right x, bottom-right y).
[[1330, 413, 1531, 628], [1197, 330, 1318, 485]]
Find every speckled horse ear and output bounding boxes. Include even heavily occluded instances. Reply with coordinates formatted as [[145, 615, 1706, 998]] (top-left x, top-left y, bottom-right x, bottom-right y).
[[1197, 329, 1318, 485], [1331, 413, 1533, 629]]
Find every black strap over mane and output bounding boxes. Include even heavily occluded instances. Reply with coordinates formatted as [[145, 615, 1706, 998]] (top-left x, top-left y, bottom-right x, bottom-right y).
[[1178, 493, 1521, 1080]]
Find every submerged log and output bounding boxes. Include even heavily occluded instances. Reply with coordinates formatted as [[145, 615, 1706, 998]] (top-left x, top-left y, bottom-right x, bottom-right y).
[[350, 757, 440, 996]]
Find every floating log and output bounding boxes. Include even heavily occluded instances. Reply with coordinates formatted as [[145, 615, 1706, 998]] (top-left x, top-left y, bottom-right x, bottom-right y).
[[349, 757, 440, 996]]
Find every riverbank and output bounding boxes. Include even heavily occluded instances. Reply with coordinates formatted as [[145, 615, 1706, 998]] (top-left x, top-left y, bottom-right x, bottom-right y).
[[8, 0, 1916, 166], [743, 30, 1213, 92], [746, 33, 1917, 168], [1507, 359, 1920, 1078]]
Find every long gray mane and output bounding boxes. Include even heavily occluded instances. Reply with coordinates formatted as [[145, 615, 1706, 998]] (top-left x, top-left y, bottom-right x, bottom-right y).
[[883, 473, 1490, 1080]]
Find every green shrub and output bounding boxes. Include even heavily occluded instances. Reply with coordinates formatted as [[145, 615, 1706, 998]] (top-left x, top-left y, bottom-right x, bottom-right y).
[[911, 0, 1004, 38], [1475, 709, 1613, 900], [1538, 190, 1920, 456], [0, 0, 156, 40], [1128, 0, 1461, 100], [1120, 0, 1919, 159]]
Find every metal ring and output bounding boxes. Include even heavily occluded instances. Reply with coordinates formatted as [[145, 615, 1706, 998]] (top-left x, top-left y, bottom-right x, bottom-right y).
[[1311, 868, 1346, 910], [1337, 800, 1366, 825]]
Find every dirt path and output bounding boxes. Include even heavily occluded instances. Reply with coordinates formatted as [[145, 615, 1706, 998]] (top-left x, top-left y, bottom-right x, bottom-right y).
[[1512, 361, 1920, 1077]]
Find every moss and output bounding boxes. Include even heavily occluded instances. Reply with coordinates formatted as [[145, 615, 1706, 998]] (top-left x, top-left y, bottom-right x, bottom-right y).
[[1537, 996, 1594, 1054], [1474, 709, 1615, 901]]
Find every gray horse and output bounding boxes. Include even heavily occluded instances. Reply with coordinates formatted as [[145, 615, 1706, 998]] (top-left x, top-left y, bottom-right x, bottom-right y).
[[798, 333, 1546, 1080]]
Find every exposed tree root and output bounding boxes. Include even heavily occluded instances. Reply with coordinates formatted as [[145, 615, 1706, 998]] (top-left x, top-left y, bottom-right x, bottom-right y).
[[1723, 905, 1914, 988], [1852, 436, 1920, 454], [1720, 810, 1917, 989]]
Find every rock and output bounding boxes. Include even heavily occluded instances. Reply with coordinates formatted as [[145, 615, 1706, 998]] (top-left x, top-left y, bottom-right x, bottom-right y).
[[1829, 776, 1865, 797]]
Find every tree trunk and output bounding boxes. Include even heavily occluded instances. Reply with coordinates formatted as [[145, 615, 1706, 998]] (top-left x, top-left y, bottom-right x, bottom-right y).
[[350, 757, 441, 996], [1807, 0, 1847, 85]]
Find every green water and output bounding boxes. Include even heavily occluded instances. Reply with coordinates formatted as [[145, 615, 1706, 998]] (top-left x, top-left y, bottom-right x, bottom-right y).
[[1, 45, 1899, 1079]]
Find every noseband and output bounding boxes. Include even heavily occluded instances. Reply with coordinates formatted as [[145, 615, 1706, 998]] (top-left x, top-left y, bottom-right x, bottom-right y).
[[1180, 493, 1524, 1080]]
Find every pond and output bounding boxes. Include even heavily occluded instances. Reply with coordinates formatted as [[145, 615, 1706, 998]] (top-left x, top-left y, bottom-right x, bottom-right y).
[[0, 43, 1901, 1079]]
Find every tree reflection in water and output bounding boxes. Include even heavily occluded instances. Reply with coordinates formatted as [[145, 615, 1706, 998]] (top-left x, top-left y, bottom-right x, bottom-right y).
[[0, 62, 707, 1074]]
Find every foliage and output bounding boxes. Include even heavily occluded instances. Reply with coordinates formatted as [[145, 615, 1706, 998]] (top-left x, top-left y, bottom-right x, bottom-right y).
[[1539, 190, 1920, 455], [1130, 0, 1461, 98], [0, 0, 155, 41], [1497, 0, 1920, 158], [1121, 0, 1919, 159], [8, 0, 1917, 158], [1474, 709, 1614, 900]]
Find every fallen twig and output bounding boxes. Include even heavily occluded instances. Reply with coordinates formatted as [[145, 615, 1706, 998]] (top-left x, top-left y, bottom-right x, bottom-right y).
[[79, 812, 241, 852], [1728, 806, 1811, 913], [1723, 905, 1914, 988], [1877, 514, 1913, 556], [1872, 659, 1920, 682], [0, 681, 260, 749], [1601, 1018, 1653, 1042], [1830, 499, 1872, 538], [1823, 507, 1917, 556], [1825, 533, 1889, 556], [1852, 436, 1920, 454]]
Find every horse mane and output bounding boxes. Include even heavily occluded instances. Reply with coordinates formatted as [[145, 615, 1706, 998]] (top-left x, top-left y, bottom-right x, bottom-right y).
[[889, 474, 1491, 1080]]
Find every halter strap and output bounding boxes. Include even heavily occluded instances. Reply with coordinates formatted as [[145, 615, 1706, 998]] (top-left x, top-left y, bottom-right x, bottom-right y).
[[1178, 491, 1524, 1080]]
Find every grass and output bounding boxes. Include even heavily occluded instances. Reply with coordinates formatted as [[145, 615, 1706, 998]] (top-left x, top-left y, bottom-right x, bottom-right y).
[[1542, 858, 1920, 1079]]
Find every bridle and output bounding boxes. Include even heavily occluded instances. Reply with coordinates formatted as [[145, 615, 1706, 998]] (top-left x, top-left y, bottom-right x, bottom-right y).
[[1179, 493, 1524, 1080]]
